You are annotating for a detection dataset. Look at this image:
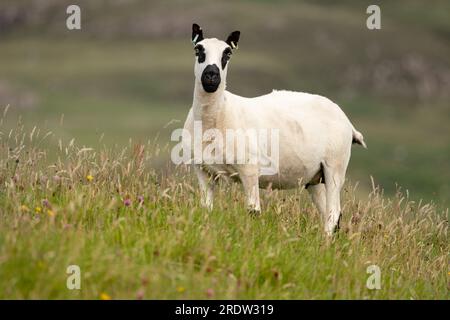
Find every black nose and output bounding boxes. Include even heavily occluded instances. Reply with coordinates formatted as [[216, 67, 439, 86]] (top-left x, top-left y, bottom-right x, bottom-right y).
[[201, 64, 221, 93], [204, 71, 219, 82]]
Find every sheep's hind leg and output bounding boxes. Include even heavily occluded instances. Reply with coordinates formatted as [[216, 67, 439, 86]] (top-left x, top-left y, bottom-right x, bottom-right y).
[[322, 164, 345, 236], [195, 165, 214, 211]]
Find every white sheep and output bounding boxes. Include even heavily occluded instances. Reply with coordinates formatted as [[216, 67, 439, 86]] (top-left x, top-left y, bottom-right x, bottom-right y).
[[182, 24, 367, 235]]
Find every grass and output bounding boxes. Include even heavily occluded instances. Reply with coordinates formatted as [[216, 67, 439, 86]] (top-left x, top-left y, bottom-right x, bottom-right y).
[[0, 119, 447, 299]]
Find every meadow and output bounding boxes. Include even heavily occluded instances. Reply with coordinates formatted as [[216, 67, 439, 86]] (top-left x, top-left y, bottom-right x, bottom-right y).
[[0, 118, 447, 299], [0, 0, 449, 299]]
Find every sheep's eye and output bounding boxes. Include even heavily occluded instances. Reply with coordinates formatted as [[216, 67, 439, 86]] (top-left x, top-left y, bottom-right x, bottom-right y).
[[194, 45, 205, 63], [223, 49, 232, 62], [194, 45, 204, 56], [221, 48, 233, 69]]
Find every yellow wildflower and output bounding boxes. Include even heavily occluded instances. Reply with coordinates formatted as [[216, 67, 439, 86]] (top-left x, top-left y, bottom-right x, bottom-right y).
[[176, 286, 186, 293], [20, 205, 30, 212], [35, 206, 42, 213], [47, 209, 55, 217], [86, 174, 94, 182], [100, 292, 111, 300]]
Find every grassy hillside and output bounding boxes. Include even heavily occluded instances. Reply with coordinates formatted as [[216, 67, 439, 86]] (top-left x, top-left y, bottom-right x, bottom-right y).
[[0, 122, 447, 299]]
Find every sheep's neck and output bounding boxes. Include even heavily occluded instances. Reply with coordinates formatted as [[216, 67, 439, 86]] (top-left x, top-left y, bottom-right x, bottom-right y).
[[192, 82, 225, 131]]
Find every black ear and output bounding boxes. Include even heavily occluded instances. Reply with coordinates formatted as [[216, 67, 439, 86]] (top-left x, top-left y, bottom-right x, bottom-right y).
[[226, 31, 240, 49], [192, 23, 204, 45]]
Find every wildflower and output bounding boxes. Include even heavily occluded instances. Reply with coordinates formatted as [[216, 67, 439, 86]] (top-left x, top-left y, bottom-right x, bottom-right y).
[[20, 205, 30, 212], [176, 286, 186, 293], [124, 198, 132, 207], [136, 289, 145, 300], [138, 195, 144, 204], [86, 174, 94, 182], [99, 292, 112, 300], [47, 209, 55, 217], [35, 206, 42, 214], [206, 288, 214, 298], [42, 199, 50, 208]]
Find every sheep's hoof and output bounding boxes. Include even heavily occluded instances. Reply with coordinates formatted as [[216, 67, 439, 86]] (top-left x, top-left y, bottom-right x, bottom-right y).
[[333, 212, 343, 234], [248, 209, 261, 217]]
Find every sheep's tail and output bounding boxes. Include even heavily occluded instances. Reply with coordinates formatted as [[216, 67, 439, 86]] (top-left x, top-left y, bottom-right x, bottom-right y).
[[352, 127, 367, 149]]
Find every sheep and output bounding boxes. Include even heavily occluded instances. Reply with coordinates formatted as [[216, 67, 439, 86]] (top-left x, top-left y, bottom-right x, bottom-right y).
[[182, 24, 367, 235]]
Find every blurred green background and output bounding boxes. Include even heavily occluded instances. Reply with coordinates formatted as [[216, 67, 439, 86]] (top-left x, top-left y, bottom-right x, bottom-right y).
[[0, 0, 449, 205]]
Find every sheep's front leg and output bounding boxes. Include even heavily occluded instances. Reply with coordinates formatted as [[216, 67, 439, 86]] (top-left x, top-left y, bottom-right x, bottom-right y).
[[195, 165, 214, 211], [240, 173, 261, 214]]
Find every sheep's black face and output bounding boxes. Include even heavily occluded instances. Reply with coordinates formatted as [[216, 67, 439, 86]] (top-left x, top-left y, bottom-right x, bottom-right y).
[[201, 64, 221, 93], [191, 24, 240, 94]]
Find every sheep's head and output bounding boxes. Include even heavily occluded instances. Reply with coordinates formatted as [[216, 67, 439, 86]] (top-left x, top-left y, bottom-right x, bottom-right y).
[[191, 23, 240, 93]]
